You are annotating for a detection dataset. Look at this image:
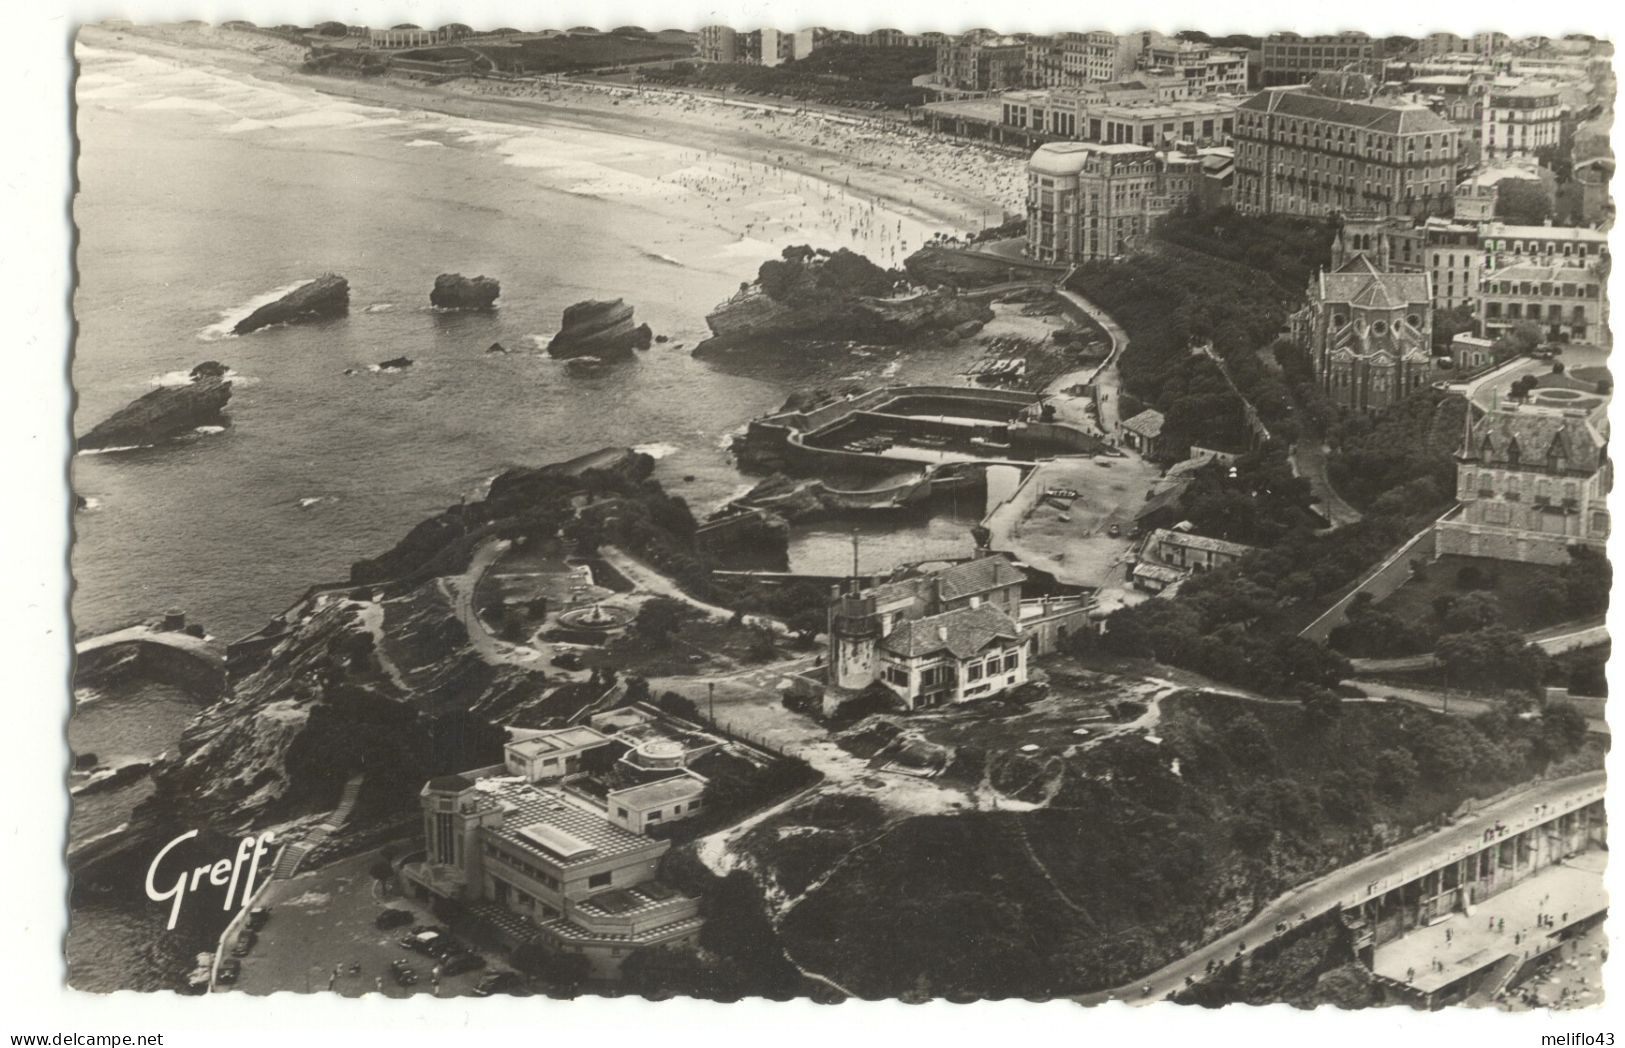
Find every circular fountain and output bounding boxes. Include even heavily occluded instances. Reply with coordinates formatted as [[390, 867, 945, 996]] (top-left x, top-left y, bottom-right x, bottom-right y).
[[555, 602, 634, 643]]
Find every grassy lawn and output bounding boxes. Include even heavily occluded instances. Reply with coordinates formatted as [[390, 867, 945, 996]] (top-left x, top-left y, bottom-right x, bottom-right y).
[[1378, 554, 1573, 634]]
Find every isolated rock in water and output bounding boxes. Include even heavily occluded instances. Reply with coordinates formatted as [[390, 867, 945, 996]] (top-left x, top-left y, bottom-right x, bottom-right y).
[[431, 273, 500, 310], [546, 298, 653, 360], [377, 356, 414, 372], [233, 274, 349, 335], [654, 334, 670, 344], [486, 341, 508, 354], [190, 360, 229, 380], [79, 373, 232, 451]]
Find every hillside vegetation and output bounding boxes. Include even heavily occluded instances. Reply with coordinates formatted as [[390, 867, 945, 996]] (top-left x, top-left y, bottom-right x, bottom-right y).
[[732, 693, 1598, 1000]]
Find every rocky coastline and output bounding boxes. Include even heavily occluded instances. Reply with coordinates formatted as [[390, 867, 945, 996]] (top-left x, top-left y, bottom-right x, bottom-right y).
[[78, 371, 232, 452], [233, 274, 349, 335], [72, 447, 708, 878], [693, 246, 992, 356]]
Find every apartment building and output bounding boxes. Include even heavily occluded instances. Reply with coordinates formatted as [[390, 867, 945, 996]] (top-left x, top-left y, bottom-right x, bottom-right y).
[[936, 32, 1028, 92], [1140, 39, 1249, 96], [1478, 261, 1608, 345], [1261, 32, 1386, 86], [696, 25, 737, 63], [1482, 80, 1564, 158]]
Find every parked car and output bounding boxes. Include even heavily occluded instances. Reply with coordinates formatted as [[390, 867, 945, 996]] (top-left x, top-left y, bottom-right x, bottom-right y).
[[550, 651, 584, 670], [390, 959, 418, 987], [400, 930, 444, 954], [247, 906, 272, 931], [216, 959, 242, 985], [471, 970, 525, 997], [440, 952, 487, 976], [427, 936, 467, 960], [1108, 523, 1121, 538], [230, 930, 256, 957], [375, 908, 415, 931]]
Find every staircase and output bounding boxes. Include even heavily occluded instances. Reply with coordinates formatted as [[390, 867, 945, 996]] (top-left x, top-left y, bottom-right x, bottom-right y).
[[1466, 953, 1523, 1006], [271, 773, 365, 880]]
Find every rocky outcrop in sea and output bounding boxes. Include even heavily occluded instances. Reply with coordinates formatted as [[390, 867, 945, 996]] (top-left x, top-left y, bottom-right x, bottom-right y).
[[233, 274, 349, 335], [430, 273, 501, 310], [692, 247, 992, 356], [79, 373, 232, 452], [545, 299, 653, 360], [694, 284, 991, 355]]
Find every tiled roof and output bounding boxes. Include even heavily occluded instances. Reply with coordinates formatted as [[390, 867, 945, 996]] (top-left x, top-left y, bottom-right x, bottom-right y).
[[933, 555, 1024, 601], [1239, 87, 1457, 134], [1320, 255, 1431, 307], [1147, 528, 1261, 559], [1122, 408, 1166, 439], [1465, 407, 1608, 471], [881, 603, 1022, 660], [477, 781, 662, 868]]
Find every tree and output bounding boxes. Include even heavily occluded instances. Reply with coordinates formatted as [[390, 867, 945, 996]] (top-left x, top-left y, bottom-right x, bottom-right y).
[[1495, 180, 1554, 226], [1433, 304, 1476, 350], [656, 690, 701, 721], [369, 858, 395, 882], [634, 597, 687, 647], [1374, 748, 1419, 801], [1440, 591, 1501, 633], [1493, 322, 1544, 361], [1437, 627, 1547, 690]]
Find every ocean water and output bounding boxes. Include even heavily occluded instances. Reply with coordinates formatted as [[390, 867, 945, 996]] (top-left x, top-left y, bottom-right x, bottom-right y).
[[68, 38, 982, 988], [71, 39, 958, 643]]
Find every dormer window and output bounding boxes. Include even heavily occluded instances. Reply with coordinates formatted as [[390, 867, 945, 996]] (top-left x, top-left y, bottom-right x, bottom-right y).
[[1506, 439, 1521, 466]]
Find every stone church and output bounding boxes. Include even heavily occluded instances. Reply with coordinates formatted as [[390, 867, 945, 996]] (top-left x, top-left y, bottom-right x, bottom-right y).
[[1293, 214, 1436, 413]]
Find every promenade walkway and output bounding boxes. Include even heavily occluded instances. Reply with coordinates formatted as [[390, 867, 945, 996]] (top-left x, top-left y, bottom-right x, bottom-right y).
[[1076, 771, 1606, 1006]]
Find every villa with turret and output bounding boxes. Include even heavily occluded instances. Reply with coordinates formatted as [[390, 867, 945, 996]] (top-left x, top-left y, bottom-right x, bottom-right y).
[[827, 555, 1031, 709]]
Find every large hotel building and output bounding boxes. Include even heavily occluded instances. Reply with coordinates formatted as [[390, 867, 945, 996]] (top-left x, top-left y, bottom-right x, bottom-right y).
[[1233, 86, 1462, 220]]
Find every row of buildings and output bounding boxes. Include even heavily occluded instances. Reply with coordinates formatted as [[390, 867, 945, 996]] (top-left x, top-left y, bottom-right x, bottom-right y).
[[933, 30, 1249, 95], [694, 25, 946, 66], [929, 30, 1608, 96]]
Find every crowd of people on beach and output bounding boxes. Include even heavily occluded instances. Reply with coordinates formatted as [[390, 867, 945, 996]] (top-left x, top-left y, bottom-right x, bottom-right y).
[[456, 75, 1028, 221]]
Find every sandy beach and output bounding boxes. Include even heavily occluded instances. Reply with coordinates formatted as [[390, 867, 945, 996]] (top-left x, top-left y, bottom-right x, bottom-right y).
[[85, 23, 1026, 246]]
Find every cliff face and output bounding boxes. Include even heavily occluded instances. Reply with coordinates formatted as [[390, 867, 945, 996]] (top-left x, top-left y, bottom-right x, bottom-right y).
[[546, 298, 654, 360], [431, 273, 501, 310], [693, 285, 992, 355], [233, 274, 350, 335], [79, 376, 232, 451], [149, 582, 539, 834]]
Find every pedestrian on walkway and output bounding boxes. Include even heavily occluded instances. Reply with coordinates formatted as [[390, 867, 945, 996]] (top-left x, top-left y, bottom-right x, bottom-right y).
[[374, 976, 383, 993]]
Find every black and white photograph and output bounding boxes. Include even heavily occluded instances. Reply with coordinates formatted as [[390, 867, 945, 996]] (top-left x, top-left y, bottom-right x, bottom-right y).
[[10, 0, 1620, 1031]]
